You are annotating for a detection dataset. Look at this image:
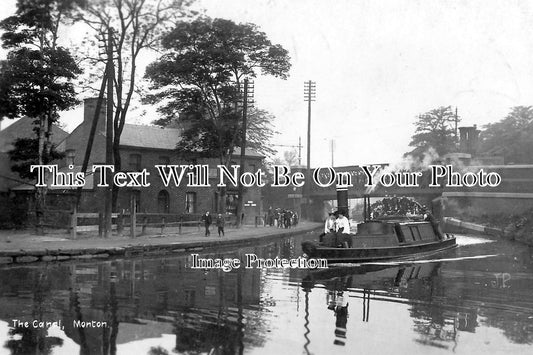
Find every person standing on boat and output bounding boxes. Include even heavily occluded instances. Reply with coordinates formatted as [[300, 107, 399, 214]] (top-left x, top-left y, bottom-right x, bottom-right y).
[[411, 201, 444, 239], [423, 206, 444, 240]]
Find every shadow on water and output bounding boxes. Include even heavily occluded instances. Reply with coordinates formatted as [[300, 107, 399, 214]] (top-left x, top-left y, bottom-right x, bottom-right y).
[[0, 234, 531, 354]]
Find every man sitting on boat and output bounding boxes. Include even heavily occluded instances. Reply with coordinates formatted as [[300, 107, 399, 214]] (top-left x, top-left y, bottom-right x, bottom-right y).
[[335, 211, 352, 247], [336, 211, 351, 234], [320, 212, 337, 242], [320, 211, 352, 248], [325, 213, 336, 232]]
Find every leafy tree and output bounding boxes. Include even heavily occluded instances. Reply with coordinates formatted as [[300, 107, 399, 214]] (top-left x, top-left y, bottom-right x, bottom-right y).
[[271, 149, 299, 168], [477, 106, 533, 164], [145, 17, 291, 211], [406, 106, 458, 160], [0, 0, 81, 233], [8, 137, 64, 180], [0, 0, 80, 164], [72, 0, 193, 210], [247, 108, 278, 158]]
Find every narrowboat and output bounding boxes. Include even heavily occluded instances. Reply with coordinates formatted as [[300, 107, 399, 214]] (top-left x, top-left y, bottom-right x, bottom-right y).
[[301, 195, 456, 263]]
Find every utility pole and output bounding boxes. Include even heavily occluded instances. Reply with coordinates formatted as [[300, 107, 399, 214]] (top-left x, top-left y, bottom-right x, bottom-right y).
[[76, 71, 108, 211], [104, 28, 115, 238], [299, 136, 302, 166], [304, 80, 316, 220], [237, 78, 254, 227], [455, 107, 459, 145]]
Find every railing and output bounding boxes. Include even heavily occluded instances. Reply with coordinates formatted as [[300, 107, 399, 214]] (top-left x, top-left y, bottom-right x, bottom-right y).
[[67, 206, 242, 239]]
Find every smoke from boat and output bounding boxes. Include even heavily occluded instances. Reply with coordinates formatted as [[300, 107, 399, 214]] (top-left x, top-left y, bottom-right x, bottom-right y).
[[364, 147, 440, 194]]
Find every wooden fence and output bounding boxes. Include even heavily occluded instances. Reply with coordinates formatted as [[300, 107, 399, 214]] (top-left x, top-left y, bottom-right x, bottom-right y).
[[65, 206, 267, 239]]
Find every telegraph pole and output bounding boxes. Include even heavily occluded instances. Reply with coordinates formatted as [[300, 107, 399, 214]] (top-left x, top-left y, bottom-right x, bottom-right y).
[[304, 80, 316, 219], [104, 28, 115, 238], [298, 136, 302, 166], [237, 78, 254, 227], [455, 107, 459, 145]]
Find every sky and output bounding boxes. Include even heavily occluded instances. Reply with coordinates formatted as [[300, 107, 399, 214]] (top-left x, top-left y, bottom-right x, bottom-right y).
[[2, 0, 533, 167]]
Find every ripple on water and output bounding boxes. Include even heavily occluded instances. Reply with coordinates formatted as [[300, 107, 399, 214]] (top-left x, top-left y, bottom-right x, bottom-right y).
[[455, 234, 497, 246]]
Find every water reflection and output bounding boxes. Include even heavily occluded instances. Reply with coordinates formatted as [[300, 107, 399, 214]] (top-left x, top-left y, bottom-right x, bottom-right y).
[[0, 235, 531, 354], [300, 236, 533, 353]]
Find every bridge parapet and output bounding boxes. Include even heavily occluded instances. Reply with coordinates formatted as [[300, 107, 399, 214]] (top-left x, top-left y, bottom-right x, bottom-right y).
[[306, 164, 533, 198]]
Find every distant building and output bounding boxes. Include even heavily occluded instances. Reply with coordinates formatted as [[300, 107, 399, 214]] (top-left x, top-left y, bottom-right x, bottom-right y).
[[444, 124, 504, 165], [0, 117, 68, 227], [0, 116, 69, 192]]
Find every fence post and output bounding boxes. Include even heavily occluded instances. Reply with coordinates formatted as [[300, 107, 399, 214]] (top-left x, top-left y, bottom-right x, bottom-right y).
[[142, 217, 148, 235], [98, 212, 103, 237], [198, 219, 201, 231], [255, 216, 258, 228], [117, 210, 124, 237], [130, 194, 136, 239], [161, 217, 166, 235], [179, 216, 182, 235], [70, 204, 77, 239]]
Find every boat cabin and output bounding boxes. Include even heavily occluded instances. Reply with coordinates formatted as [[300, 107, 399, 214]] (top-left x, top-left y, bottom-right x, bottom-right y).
[[321, 219, 442, 249]]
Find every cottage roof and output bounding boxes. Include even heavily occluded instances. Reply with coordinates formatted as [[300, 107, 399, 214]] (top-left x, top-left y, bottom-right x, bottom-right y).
[[0, 116, 68, 153], [120, 123, 263, 157]]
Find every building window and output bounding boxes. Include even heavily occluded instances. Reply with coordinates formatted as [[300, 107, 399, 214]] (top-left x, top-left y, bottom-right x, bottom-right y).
[[66, 149, 76, 165], [185, 192, 196, 214], [158, 190, 169, 213], [226, 192, 239, 215], [129, 154, 141, 171]]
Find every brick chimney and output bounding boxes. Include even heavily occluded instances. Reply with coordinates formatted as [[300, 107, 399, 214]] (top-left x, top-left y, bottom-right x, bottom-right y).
[[459, 125, 480, 154]]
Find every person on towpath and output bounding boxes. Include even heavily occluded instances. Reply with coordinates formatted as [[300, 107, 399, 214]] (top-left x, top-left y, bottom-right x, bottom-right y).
[[202, 211, 212, 237]]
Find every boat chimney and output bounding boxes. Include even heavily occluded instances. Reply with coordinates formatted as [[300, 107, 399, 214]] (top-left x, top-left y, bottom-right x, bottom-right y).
[[336, 186, 349, 218], [363, 194, 371, 221]]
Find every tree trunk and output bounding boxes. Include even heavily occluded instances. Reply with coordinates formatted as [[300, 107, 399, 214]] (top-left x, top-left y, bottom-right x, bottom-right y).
[[35, 114, 47, 235], [218, 185, 227, 214], [111, 139, 121, 211]]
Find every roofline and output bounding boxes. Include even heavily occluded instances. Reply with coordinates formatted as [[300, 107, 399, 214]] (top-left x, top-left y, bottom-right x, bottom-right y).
[[119, 144, 264, 159]]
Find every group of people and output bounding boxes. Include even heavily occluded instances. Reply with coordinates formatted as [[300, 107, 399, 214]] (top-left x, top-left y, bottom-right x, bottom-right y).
[[266, 207, 299, 229], [323, 210, 351, 235], [370, 196, 423, 218], [320, 210, 352, 247], [201, 211, 226, 237], [203, 207, 299, 238]]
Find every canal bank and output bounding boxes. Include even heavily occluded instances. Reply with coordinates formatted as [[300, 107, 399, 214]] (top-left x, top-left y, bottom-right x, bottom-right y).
[[0, 221, 322, 265], [443, 215, 533, 246], [443, 217, 503, 237]]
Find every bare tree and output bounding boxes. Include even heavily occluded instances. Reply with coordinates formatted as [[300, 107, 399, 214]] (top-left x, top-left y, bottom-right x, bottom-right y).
[[74, 0, 193, 209]]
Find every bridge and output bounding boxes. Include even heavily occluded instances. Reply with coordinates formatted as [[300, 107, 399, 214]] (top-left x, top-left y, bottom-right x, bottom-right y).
[[280, 164, 533, 221]]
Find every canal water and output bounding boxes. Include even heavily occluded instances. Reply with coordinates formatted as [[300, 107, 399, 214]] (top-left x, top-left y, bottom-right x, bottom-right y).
[[0, 232, 532, 355]]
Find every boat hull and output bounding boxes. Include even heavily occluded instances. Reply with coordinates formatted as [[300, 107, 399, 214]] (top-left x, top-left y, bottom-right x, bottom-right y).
[[302, 235, 457, 263]]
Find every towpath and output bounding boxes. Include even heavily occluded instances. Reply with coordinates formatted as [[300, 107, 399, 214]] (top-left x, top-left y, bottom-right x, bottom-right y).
[[0, 222, 321, 264]]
